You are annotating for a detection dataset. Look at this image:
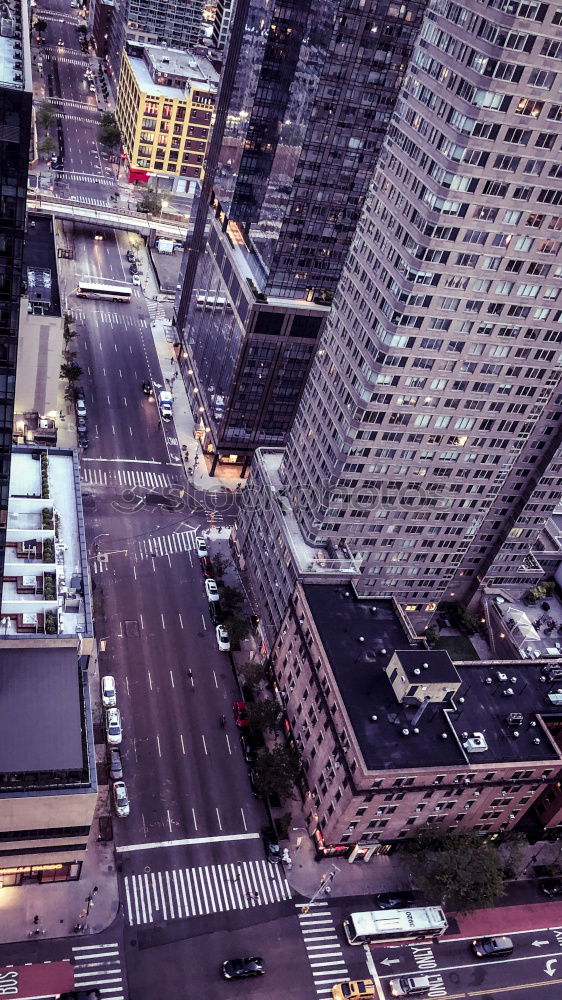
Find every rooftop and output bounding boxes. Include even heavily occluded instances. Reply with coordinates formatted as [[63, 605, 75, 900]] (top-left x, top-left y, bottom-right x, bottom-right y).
[[127, 45, 218, 100], [492, 593, 562, 660], [258, 449, 359, 579], [303, 584, 562, 772], [23, 214, 61, 316], [0, 647, 84, 774], [1, 448, 92, 637], [0, 0, 31, 90]]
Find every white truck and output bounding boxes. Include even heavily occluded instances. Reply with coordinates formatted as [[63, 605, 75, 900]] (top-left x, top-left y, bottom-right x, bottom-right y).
[[158, 390, 173, 421], [155, 239, 174, 254]]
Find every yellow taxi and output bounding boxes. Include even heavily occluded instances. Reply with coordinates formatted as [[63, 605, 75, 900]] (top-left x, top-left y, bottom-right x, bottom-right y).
[[332, 980, 376, 1000]]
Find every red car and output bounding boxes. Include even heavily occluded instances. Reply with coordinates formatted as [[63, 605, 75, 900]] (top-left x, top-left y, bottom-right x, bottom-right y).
[[233, 701, 249, 728], [200, 555, 213, 577]]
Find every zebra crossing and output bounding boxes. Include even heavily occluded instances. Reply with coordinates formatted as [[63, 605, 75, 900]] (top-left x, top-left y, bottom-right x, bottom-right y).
[[68, 195, 112, 207], [64, 171, 115, 186], [137, 527, 198, 560], [124, 858, 292, 926], [297, 902, 349, 998], [72, 941, 125, 1000], [81, 465, 175, 489]]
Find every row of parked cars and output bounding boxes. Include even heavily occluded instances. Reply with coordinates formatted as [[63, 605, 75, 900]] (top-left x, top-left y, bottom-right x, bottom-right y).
[[126, 248, 142, 285], [101, 674, 129, 818], [195, 536, 231, 652], [75, 387, 89, 449]]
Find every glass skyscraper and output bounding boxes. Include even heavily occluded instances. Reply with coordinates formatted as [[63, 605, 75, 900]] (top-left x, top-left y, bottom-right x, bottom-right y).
[[174, 0, 428, 475]]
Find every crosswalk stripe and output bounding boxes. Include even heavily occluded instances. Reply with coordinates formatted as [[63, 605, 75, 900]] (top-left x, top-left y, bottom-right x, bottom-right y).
[[72, 941, 124, 1000], [124, 859, 292, 925]]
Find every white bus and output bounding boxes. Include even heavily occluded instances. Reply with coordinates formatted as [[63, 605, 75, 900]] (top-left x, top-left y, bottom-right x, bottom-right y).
[[76, 279, 132, 302], [343, 907, 447, 946], [195, 294, 228, 309]]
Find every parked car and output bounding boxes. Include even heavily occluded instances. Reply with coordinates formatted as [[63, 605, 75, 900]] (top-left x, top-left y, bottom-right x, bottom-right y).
[[101, 674, 116, 708], [132, 274, 141, 285], [200, 555, 213, 577], [106, 707, 122, 745], [126, 250, 136, 262], [78, 433, 89, 450], [208, 601, 222, 625], [205, 578, 220, 602], [262, 830, 281, 864], [332, 981, 376, 1000], [216, 624, 230, 652], [129, 263, 138, 275], [76, 386, 85, 400], [76, 398, 87, 417], [541, 879, 562, 897], [77, 416, 87, 433], [375, 890, 415, 910], [472, 936, 513, 959], [89, 84, 96, 92], [239, 733, 258, 763], [196, 537, 208, 557], [248, 767, 262, 798], [108, 748, 123, 781], [222, 958, 264, 980], [233, 701, 249, 728], [389, 976, 430, 997], [113, 780, 130, 818]]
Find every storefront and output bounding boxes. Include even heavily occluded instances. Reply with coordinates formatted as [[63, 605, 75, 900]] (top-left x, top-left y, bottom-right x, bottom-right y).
[[0, 861, 82, 887]]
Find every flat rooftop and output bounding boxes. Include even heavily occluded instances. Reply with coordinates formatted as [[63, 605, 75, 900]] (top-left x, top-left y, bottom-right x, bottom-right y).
[[23, 215, 61, 315], [0, 0, 30, 90], [128, 46, 218, 99], [0, 647, 84, 773], [303, 585, 562, 771]]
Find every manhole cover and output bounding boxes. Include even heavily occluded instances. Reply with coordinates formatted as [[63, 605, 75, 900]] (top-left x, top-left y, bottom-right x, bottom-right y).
[[125, 620, 140, 637]]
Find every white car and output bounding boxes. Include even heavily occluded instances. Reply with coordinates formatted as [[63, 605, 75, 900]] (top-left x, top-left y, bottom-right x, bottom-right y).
[[205, 578, 220, 602], [101, 674, 116, 707], [113, 780, 130, 818], [196, 537, 208, 558], [76, 398, 86, 417], [89, 84, 96, 92], [106, 707, 122, 745], [216, 625, 230, 652], [132, 274, 141, 285]]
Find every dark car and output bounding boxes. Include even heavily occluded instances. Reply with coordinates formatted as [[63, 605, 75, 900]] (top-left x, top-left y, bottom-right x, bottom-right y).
[[248, 768, 262, 798], [108, 748, 123, 781], [141, 380, 153, 396], [222, 958, 264, 980], [239, 733, 258, 764], [541, 879, 562, 897], [208, 601, 222, 625], [126, 250, 136, 262], [200, 555, 213, 577], [472, 936, 513, 959], [262, 829, 281, 864], [77, 433, 89, 450], [375, 890, 415, 910], [77, 416, 87, 433], [129, 263, 138, 275], [76, 386, 85, 400]]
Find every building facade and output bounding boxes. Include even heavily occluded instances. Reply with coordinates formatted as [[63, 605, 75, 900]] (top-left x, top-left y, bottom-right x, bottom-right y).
[[237, 0, 562, 634], [270, 584, 562, 856], [0, 0, 33, 587], [116, 43, 218, 190], [174, 0, 429, 475], [103, 0, 205, 85]]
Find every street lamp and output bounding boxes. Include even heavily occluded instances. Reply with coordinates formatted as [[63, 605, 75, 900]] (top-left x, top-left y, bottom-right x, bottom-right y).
[[84, 885, 98, 916], [301, 865, 340, 914]]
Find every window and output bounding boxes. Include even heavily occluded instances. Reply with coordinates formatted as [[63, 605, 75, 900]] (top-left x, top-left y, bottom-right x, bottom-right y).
[[515, 98, 544, 117], [529, 69, 555, 88], [504, 127, 531, 144], [535, 131, 556, 149], [541, 39, 562, 58]]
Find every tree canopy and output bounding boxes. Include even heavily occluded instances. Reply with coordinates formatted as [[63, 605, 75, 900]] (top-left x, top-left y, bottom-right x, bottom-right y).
[[254, 744, 301, 802], [410, 828, 505, 913], [138, 186, 163, 215]]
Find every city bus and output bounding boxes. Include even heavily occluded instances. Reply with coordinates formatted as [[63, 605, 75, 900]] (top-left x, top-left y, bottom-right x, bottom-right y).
[[343, 907, 447, 946], [76, 278, 132, 302]]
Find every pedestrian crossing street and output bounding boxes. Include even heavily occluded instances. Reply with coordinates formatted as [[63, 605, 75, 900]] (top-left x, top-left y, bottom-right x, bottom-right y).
[[72, 941, 125, 1000], [81, 465, 175, 489], [297, 902, 349, 998], [124, 858, 292, 926]]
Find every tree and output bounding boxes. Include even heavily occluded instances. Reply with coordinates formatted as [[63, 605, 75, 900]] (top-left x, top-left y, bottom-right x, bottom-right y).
[[211, 551, 230, 581], [240, 659, 267, 693], [222, 612, 252, 648], [219, 583, 245, 617], [138, 186, 163, 216], [100, 111, 116, 127], [254, 744, 302, 802], [98, 122, 121, 152], [38, 136, 56, 158], [248, 697, 282, 736], [36, 102, 56, 132], [410, 828, 504, 913], [60, 361, 83, 382], [425, 625, 440, 647], [77, 23, 87, 33]]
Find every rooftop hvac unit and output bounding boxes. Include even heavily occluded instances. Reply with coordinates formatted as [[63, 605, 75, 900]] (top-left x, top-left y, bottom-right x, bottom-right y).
[[463, 732, 488, 753]]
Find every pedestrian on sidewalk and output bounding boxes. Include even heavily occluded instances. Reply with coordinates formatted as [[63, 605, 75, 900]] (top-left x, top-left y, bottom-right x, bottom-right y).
[[33, 914, 39, 925]]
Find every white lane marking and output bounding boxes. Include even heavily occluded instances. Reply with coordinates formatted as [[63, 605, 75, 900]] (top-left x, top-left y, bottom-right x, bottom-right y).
[[241, 807, 247, 831], [169, 670, 175, 689], [147, 670, 152, 690], [156, 735, 162, 757], [216, 807, 222, 830], [180, 733, 186, 755]]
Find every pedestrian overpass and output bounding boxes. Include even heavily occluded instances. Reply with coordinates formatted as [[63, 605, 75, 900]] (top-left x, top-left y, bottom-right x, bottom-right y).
[[26, 190, 190, 240]]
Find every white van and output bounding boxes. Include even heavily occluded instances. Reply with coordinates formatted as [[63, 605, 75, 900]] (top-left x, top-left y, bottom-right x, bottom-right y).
[[389, 977, 430, 997]]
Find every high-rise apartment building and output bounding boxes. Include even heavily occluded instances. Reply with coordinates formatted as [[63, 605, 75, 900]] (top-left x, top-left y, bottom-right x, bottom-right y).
[[0, 0, 32, 587], [237, 0, 562, 634], [174, 0, 428, 476], [103, 0, 204, 84]]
